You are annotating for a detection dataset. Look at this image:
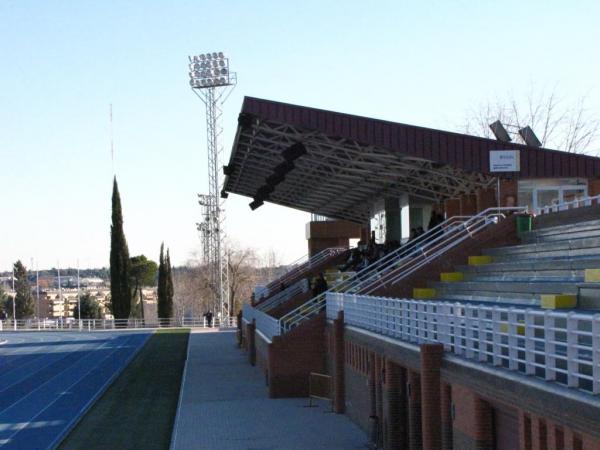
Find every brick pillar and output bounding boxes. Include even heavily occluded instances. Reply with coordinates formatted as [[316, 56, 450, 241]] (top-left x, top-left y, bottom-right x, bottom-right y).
[[459, 194, 477, 215], [500, 179, 518, 207], [236, 310, 243, 348], [333, 311, 345, 413], [476, 188, 497, 212], [375, 356, 384, 449], [407, 370, 422, 450], [444, 198, 461, 218], [440, 382, 453, 450], [473, 397, 494, 449], [420, 343, 443, 450], [247, 319, 256, 366], [385, 360, 407, 450], [520, 411, 532, 450]]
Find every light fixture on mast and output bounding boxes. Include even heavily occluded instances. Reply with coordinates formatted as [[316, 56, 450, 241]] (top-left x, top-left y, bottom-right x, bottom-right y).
[[187, 51, 236, 320]]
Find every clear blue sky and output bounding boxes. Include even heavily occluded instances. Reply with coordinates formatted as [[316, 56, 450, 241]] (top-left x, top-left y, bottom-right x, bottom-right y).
[[1, 0, 599, 270]]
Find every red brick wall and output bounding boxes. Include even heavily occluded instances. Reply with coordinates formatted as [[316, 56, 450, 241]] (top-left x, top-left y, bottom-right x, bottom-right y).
[[267, 314, 326, 398]]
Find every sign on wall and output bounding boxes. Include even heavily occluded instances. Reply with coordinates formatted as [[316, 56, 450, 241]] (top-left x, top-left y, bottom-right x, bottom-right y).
[[490, 150, 520, 172]]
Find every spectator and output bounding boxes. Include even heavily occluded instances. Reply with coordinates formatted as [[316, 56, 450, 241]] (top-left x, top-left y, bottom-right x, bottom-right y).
[[204, 311, 213, 327], [312, 273, 328, 297]]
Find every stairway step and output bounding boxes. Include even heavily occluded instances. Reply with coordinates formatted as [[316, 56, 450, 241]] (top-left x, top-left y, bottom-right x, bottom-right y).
[[464, 271, 583, 282], [484, 236, 600, 257], [457, 257, 600, 273], [431, 280, 579, 295], [436, 292, 540, 307], [521, 219, 600, 242], [491, 247, 600, 262]]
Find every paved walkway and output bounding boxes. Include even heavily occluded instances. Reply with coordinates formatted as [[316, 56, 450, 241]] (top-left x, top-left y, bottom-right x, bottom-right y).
[[171, 330, 368, 450]]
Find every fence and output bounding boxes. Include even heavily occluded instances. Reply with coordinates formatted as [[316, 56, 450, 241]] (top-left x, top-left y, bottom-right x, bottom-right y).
[[327, 292, 600, 395], [535, 193, 600, 215], [0, 316, 237, 332], [242, 304, 281, 340]]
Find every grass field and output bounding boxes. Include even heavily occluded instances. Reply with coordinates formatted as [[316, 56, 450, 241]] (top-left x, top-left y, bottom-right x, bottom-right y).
[[58, 329, 190, 450]]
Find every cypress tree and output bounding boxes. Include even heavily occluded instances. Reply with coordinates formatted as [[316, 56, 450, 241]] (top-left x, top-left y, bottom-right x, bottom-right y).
[[165, 249, 174, 318], [157, 243, 167, 318], [13, 260, 34, 318], [109, 177, 132, 319]]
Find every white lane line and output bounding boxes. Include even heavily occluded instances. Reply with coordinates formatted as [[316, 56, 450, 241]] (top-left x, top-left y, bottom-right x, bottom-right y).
[[47, 333, 152, 450], [0, 334, 143, 448], [0, 335, 126, 416]]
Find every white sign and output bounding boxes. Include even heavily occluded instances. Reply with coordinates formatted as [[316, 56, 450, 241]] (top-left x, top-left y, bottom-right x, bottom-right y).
[[490, 150, 520, 172]]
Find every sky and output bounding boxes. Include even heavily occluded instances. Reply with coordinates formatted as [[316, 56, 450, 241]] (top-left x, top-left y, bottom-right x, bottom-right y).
[[1, 0, 599, 271]]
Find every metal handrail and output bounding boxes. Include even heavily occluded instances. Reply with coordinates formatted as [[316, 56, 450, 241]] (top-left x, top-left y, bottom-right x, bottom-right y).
[[259, 247, 346, 300], [278, 207, 526, 333], [535, 193, 600, 216], [256, 278, 310, 312], [0, 316, 237, 331]]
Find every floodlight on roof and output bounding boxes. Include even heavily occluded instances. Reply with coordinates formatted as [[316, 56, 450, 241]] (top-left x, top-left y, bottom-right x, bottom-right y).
[[218, 51, 224, 58], [212, 52, 217, 58], [200, 54, 206, 60], [519, 126, 542, 147], [489, 120, 512, 143], [249, 198, 264, 210]]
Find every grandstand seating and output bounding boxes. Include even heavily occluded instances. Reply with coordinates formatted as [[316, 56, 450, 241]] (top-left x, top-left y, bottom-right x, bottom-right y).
[[422, 218, 600, 309]]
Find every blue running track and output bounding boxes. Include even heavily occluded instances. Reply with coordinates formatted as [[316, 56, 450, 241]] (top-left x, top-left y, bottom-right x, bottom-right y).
[[0, 331, 150, 449]]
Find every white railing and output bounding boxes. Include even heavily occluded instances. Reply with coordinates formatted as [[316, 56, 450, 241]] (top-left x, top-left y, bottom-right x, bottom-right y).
[[256, 278, 310, 312], [242, 304, 281, 340], [260, 247, 347, 300], [536, 194, 600, 216], [277, 207, 525, 333], [0, 316, 237, 332], [327, 292, 600, 395]]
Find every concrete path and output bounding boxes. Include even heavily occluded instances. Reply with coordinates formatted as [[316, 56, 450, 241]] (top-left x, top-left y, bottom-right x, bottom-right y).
[[171, 330, 368, 450]]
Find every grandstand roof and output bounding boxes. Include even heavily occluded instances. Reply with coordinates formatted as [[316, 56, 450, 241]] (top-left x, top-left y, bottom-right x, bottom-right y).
[[223, 97, 600, 222]]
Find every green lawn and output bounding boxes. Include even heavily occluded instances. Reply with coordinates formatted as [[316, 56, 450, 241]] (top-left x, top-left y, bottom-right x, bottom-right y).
[[59, 329, 190, 450]]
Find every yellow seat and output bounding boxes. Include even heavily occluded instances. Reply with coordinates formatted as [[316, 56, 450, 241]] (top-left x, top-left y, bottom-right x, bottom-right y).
[[413, 288, 436, 299], [499, 322, 525, 335], [468, 255, 492, 266], [584, 269, 600, 282], [440, 272, 463, 282], [540, 294, 577, 309]]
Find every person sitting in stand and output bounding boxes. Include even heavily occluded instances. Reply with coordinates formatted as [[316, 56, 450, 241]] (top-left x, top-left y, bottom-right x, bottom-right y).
[[312, 273, 329, 297]]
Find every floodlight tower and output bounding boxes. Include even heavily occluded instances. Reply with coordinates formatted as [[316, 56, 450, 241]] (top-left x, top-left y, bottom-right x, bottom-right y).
[[188, 52, 236, 320]]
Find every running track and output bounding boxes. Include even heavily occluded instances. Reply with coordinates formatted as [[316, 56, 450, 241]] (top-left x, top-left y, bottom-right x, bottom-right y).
[[0, 331, 150, 449]]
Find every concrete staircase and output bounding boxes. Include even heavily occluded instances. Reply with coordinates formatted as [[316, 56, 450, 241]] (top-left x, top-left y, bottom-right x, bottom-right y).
[[427, 218, 600, 309]]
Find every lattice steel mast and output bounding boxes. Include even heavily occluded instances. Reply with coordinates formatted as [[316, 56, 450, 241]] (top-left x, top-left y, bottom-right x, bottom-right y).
[[188, 51, 236, 319]]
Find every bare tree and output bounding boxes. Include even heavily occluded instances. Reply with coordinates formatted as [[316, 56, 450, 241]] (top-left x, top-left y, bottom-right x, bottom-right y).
[[464, 86, 599, 154], [226, 245, 260, 315]]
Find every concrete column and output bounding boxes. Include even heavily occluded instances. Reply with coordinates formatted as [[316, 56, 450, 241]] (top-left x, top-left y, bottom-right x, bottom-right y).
[[333, 311, 345, 414], [247, 319, 256, 366], [384, 360, 408, 450], [440, 382, 453, 450], [420, 343, 443, 450], [407, 370, 422, 450]]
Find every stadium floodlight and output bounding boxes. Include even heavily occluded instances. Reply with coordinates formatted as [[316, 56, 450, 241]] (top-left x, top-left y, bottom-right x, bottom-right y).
[[188, 51, 234, 89], [489, 120, 512, 143], [249, 198, 264, 210], [187, 51, 237, 321], [519, 126, 542, 147]]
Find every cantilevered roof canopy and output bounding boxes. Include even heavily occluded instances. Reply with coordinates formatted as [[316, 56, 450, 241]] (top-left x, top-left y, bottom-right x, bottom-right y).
[[223, 97, 600, 223]]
